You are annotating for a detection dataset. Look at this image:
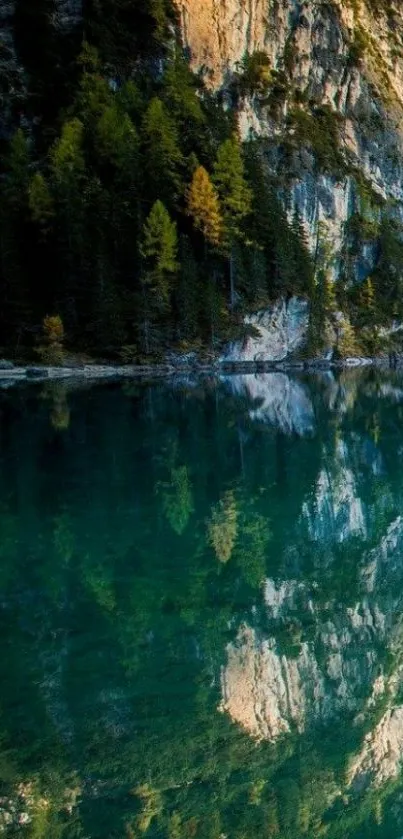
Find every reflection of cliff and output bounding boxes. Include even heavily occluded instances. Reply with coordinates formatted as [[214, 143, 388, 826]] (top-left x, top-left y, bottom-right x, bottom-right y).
[[302, 439, 367, 544], [221, 518, 403, 793], [220, 625, 317, 740], [220, 605, 388, 743], [223, 373, 315, 436], [221, 510, 403, 744], [350, 707, 403, 790]]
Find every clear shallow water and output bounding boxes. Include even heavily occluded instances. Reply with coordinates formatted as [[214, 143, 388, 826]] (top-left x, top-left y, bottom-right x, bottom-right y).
[[2, 371, 403, 836]]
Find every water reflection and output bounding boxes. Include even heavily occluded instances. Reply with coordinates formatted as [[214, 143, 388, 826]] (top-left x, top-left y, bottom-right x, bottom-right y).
[[1, 371, 403, 836]]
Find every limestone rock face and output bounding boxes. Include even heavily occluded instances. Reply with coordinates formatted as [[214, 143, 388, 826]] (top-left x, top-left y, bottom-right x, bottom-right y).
[[176, 0, 269, 87], [223, 297, 309, 362], [176, 0, 403, 268]]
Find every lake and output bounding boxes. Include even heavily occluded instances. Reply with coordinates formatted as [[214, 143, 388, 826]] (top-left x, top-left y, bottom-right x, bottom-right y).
[[1, 370, 403, 837]]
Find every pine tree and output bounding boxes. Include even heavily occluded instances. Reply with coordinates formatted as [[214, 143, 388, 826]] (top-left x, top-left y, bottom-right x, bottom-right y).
[[96, 106, 138, 172], [213, 135, 252, 308], [49, 118, 89, 328], [291, 208, 314, 295], [163, 51, 205, 138], [36, 314, 66, 365], [323, 271, 337, 316], [28, 173, 54, 230], [50, 117, 86, 245], [142, 98, 183, 205], [186, 166, 222, 247], [139, 201, 178, 353], [77, 44, 114, 127], [50, 119, 85, 186], [357, 276, 376, 326]]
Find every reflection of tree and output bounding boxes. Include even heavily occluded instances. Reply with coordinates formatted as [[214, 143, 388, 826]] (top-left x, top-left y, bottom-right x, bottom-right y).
[[235, 507, 271, 588], [160, 465, 194, 535], [207, 490, 238, 563], [53, 513, 74, 565], [41, 383, 70, 431], [84, 562, 116, 612], [134, 784, 162, 834]]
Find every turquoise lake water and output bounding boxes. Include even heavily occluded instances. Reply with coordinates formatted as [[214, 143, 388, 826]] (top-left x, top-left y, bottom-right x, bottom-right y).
[[2, 371, 403, 837]]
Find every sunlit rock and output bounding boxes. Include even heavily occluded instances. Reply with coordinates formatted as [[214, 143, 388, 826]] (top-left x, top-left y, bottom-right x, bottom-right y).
[[222, 298, 309, 363]]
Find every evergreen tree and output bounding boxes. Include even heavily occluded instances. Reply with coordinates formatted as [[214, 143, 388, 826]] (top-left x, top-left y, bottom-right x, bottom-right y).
[[50, 118, 85, 195], [95, 106, 138, 173], [186, 166, 222, 247], [141, 98, 184, 206], [213, 135, 252, 308], [3, 129, 30, 209], [163, 51, 205, 150], [139, 201, 178, 353], [49, 118, 88, 326], [372, 217, 403, 316], [357, 276, 376, 326], [28, 173, 54, 230], [291, 208, 314, 295], [76, 44, 114, 128]]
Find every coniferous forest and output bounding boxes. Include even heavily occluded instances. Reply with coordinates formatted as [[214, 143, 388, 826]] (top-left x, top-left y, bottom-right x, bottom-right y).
[[0, 0, 315, 361]]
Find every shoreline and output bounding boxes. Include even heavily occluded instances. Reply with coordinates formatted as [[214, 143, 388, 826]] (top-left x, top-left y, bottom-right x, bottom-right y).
[[0, 355, 395, 383]]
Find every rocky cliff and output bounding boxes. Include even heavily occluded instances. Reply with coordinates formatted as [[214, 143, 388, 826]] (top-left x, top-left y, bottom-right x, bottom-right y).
[[3, 0, 403, 360], [176, 0, 403, 361], [177, 0, 403, 257]]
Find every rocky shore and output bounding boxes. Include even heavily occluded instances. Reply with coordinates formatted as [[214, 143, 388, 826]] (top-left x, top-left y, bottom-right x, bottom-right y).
[[0, 354, 396, 384]]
